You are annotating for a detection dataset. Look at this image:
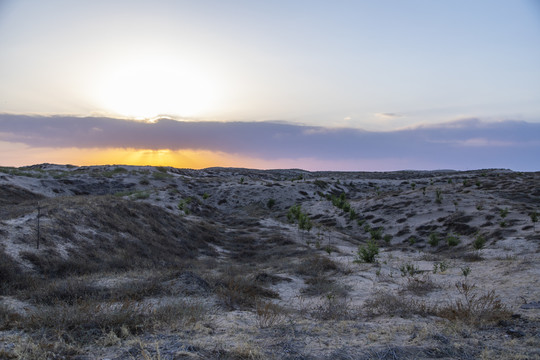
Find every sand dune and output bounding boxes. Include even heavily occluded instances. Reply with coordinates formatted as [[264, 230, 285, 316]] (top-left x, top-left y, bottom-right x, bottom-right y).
[[1, 164, 539, 359]]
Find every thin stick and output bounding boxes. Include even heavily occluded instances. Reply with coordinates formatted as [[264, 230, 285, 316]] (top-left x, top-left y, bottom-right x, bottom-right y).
[[37, 202, 41, 249]]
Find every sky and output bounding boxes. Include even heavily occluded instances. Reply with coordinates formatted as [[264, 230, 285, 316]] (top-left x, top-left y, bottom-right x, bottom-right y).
[[0, 0, 539, 170]]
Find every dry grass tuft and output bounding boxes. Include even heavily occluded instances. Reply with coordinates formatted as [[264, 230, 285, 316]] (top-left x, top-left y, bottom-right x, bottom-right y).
[[0, 250, 35, 294], [311, 294, 358, 321], [214, 269, 279, 310], [401, 274, 440, 296], [436, 281, 511, 325], [255, 301, 287, 328], [364, 290, 432, 318], [2, 298, 207, 345], [295, 255, 340, 276], [301, 276, 349, 297]]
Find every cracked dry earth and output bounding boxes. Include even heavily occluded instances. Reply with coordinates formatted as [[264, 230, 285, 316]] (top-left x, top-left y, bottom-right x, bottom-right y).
[[0, 164, 539, 359]]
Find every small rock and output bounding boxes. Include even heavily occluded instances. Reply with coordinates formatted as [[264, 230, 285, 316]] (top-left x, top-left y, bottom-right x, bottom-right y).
[[506, 328, 525, 338], [520, 301, 540, 309]]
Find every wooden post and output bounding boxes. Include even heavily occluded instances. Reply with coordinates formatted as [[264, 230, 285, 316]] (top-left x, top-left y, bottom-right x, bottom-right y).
[[37, 203, 41, 249]]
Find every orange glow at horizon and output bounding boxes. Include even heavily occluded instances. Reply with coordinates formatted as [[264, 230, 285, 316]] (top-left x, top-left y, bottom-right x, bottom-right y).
[[0, 142, 291, 169], [1, 141, 408, 171]]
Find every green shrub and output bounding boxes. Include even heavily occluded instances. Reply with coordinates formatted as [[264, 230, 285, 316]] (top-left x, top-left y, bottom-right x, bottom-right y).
[[287, 204, 312, 233], [400, 263, 420, 277], [313, 180, 328, 189], [530, 211, 538, 231], [153, 171, 172, 180], [428, 232, 439, 247], [446, 234, 460, 247], [287, 204, 302, 223], [331, 192, 351, 213], [267, 198, 276, 209], [178, 197, 192, 214], [132, 191, 150, 200], [435, 189, 443, 204], [298, 212, 312, 233], [472, 234, 486, 250], [354, 239, 379, 263], [433, 261, 449, 274], [369, 227, 383, 241]]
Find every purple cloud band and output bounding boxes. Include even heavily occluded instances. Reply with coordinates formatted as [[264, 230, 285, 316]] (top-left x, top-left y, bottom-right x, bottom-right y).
[[0, 114, 538, 170]]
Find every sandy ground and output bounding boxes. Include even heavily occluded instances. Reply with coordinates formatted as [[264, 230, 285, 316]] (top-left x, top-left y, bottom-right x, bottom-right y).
[[0, 164, 539, 359]]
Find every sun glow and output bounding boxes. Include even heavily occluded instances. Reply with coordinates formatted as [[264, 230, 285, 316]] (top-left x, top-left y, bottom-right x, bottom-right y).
[[95, 56, 220, 119]]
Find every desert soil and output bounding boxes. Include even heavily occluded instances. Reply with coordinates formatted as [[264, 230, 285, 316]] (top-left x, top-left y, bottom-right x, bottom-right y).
[[0, 164, 539, 359]]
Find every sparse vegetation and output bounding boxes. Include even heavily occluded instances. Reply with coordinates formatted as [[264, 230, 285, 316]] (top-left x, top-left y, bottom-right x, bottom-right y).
[[355, 239, 379, 263], [178, 197, 192, 214], [437, 281, 511, 325], [152, 170, 172, 180], [331, 192, 351, 213], [446, 234, 460, 247], [287, 204, 312, 234], [428, 232, 439, 247], [435, 188, 443, 204], [433, 261, 449, 274], [472, 234, 486, 250], [369, 226, 383, 241], [0, 166, 537, 359], [530, 210, 538, 231], [400, 262, 420, 277]]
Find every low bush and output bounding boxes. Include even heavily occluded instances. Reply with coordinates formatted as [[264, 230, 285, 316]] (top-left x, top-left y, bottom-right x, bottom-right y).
[[364, 290, 431, 318], [11, 298, 206, 344], [311, 294, 357, 321], [296, 255, 340, 276], [437, 281, 511, 325], [383, 234, 393, 244], [255, 301, 286, 328], [355, 239, 379, 263], [428, 232, 439, 247], [402, 274, 439, 296], [301, 276, 348, 297], [369, 227, 383, 241], [214, 272, 279, 310], [472, 234, 486, 250], [0, 251, 35, 294], [446, 234, 460, 247]]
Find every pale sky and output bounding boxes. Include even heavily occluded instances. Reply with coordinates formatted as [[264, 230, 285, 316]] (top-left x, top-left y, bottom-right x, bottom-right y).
[[0, 0, 539, 170]]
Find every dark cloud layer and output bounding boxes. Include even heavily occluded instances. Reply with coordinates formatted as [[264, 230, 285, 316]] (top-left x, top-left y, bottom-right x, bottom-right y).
[[0, 114, 538, 170]]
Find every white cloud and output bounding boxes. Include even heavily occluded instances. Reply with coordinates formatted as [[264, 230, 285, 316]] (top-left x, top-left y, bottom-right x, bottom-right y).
[[374, 112, 403, 119]]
